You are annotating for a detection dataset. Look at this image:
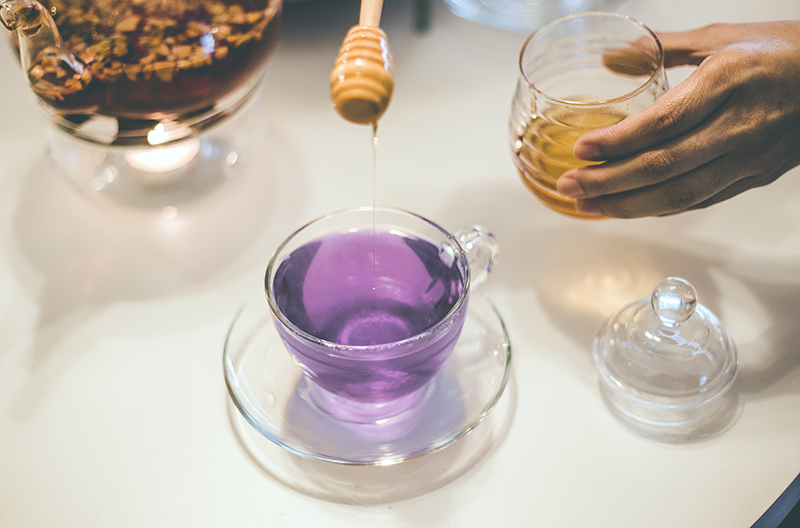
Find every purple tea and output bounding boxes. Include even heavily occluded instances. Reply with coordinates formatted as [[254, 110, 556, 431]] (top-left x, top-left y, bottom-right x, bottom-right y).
[[271, 228, 468, 404]]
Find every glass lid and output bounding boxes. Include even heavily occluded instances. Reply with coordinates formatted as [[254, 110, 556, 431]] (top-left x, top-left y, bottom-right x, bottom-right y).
[[593, 277, 737, 408]]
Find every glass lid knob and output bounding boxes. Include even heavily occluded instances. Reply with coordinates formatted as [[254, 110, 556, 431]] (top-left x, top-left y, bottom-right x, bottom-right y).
[[650, 277, 697, 327]]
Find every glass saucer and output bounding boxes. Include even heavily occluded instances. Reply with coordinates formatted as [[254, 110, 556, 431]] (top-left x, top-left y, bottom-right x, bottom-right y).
[[223, 289, 511, 466]]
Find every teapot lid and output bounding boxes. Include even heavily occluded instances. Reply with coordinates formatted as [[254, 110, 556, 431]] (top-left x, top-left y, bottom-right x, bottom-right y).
[[593, 277, 737, 409]]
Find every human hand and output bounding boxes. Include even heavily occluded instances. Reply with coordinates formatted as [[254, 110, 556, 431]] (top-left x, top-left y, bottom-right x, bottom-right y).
[[555, 21, 800, 218]]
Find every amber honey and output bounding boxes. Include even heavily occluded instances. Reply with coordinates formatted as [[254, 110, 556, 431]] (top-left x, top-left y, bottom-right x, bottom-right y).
[[513, 106, 627, 219]]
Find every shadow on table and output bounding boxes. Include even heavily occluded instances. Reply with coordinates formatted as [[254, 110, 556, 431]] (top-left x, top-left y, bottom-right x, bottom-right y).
[[438, 177, 800, 440], [228, 371, 517, 506], [2, 113, 308, 420]]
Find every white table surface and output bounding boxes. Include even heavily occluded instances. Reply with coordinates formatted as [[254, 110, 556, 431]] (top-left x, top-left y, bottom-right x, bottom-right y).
[[2, 0, 800, 526]]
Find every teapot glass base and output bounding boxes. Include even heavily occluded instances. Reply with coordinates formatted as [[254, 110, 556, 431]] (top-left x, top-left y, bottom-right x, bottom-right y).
[[45, 98, 260, 210]]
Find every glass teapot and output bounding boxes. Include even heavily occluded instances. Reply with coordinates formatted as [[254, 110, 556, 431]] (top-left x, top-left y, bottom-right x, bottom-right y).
[[1, 0, 282, 145]]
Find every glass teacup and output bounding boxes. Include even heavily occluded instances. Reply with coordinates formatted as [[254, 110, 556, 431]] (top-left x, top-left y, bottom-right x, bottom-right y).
[[265, 206, 498, 423], [509, 12, 667, 219]]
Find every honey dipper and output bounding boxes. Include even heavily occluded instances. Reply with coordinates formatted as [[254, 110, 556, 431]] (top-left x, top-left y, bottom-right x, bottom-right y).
[[330, 0, 394, 125]]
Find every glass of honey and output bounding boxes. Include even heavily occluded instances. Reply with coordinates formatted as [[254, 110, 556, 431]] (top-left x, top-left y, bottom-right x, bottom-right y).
[[509, 12, 667, 219]]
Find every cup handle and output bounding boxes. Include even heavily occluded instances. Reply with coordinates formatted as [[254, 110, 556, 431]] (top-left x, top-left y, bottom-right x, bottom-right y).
[[454, 226, 498, 288]]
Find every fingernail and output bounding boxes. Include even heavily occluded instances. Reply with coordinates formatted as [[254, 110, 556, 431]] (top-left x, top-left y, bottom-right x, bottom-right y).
[[576, 199, 602, 216], [557, 173, 584, 198], [574, 141, 601, 161]]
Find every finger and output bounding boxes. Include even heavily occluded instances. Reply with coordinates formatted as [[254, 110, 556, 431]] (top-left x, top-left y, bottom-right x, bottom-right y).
[[574, 154, 748, 218], [658, 22, 783, 67], [573, 49, 736, 162], [603, 25, 730, 75], [559, 101, 730, 198], [559, 141, 722, 200], [603, 39, 664, 77], [657, 28, 718, 67], [602, 25, 734, 77]]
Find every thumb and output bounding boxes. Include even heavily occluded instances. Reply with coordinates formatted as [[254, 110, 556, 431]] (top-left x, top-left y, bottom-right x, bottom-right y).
[[657, 22, 768, 67], [657, 29, 718, 67], [600, 25, 724, 77]]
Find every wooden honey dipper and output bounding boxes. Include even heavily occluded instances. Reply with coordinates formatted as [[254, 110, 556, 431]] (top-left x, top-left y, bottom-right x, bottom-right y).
[[330, 0, 394, 125]]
